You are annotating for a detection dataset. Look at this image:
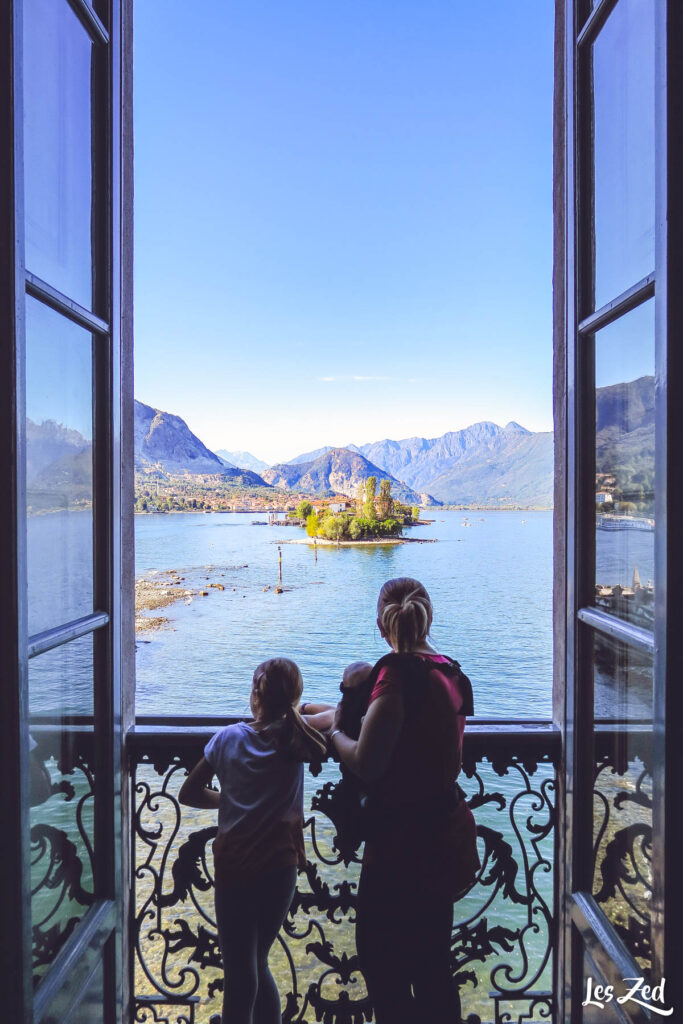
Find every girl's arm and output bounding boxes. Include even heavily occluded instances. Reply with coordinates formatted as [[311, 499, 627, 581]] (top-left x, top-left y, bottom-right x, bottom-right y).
[[330, 689, 404, 782], [303, 709, 335, 731], [300, 701, 336, 732], [300, 701, 335, 715], [178, 757, 220, 809]]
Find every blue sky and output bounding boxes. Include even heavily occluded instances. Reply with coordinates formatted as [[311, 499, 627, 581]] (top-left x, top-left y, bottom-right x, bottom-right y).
[[134, 1, 554, 465]]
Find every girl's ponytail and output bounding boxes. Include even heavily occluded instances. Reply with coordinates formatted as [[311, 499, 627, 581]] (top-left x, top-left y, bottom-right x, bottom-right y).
[[280, 704, 328, 764], [254, 658, 327, 764]]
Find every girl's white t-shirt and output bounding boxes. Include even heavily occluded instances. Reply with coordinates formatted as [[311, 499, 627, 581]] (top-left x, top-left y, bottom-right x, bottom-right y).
[[204, 721, 304, 844]]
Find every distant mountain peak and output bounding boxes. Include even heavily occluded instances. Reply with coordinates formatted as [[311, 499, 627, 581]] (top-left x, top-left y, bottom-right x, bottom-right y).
[[264, 446, 428, 504], [133, 400, 269, 487], [216, 449, 268, 474], [134, 400, 225, 475]]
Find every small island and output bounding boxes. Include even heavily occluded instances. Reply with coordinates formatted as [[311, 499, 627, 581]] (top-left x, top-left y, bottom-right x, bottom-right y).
[[290, 478, 425, 544]]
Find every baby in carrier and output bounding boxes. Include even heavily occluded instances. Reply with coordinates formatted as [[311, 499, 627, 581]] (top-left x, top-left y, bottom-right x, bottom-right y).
[[336, 660, 374, 737], [327, 654, 474, 862], [326, 660, 376, 860]]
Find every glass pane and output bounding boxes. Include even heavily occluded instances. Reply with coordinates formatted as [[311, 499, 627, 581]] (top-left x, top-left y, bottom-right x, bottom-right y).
[[592, 0, 655, 309], [592, 635, 652, 976], [594, 300, 655, 629], [23, 0, 95, 309], [26, 298, 94, 636], [68, 961, 105, 1024], [29, 635, 96, 987], [581, 950, 625, 1024]]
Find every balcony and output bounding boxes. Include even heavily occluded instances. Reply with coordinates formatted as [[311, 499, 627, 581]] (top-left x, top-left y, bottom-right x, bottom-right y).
[[29, 717, 651, 1023], [127, 719, 559, 1024]]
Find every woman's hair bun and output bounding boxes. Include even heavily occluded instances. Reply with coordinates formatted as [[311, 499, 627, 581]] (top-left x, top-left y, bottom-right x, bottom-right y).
[[377, 577, 433, 652]]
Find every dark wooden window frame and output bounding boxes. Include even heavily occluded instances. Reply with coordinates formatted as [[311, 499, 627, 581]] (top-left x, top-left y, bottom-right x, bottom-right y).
[[0, 0, 134, 1019], [556, 0, 683, 1020]]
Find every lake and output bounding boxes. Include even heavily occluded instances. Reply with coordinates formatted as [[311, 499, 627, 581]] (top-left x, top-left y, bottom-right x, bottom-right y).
[[134, 509, 555, 718]]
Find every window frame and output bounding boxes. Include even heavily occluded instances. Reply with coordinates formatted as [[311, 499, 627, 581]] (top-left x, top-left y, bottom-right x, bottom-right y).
[[0, 0, 134, 1018], [559, 0, 683, 1019]]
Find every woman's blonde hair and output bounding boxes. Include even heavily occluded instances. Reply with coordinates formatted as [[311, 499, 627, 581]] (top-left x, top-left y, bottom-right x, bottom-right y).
[[377, 577, 433, 653], [253, 657, 327, 763]]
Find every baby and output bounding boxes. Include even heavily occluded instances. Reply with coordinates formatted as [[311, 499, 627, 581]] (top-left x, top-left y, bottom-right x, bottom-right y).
[[336, 661, 374, 739], [299, 661, 373, 735], [297, 661, 375, 862]]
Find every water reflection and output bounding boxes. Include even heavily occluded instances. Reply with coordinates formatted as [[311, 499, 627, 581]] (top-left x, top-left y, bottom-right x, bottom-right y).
[[29, 635, 95, 986], [26, 298, 94, 636], [592, 639, 652, 976], [594, 301, 655, 626]]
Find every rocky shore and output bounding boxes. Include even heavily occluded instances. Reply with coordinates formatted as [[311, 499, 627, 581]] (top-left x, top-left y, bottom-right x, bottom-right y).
[[135, 571, 195, 633], [135, 566, 251, 633]]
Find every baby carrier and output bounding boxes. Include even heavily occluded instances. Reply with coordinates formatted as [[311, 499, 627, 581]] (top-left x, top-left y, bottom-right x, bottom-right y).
[[328, 652, 474, 862]]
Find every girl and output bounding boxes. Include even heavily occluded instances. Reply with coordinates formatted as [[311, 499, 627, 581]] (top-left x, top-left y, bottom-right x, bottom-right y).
[[329, 577, 480, 1024], [179, 657, 327, 1024]]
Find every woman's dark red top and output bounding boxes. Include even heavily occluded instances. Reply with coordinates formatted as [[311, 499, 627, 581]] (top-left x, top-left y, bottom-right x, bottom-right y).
[[363, 653, 480, 899]]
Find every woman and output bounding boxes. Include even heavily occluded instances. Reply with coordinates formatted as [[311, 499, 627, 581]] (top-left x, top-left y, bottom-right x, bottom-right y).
[[329, 577, 479, 1024]]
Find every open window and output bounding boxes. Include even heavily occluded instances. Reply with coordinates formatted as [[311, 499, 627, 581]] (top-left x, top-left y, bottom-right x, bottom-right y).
[[0, 0, 133, 1020], [559, 0, 683, 1019]]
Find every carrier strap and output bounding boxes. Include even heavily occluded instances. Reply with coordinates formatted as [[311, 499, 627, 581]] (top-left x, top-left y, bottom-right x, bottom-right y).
[[366, 652, 474, 717]]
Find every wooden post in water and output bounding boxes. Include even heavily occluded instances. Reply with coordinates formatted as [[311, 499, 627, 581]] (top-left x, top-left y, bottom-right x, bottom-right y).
[[274, 545, 283, 593]]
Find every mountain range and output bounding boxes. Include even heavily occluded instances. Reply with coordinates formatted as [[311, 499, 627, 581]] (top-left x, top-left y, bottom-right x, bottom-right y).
[[131, 399, 556, 505], [132, 399, 554, 504], [26, 418, 93, 511], [25, 379, 655, 511], [263, 448, 427, 505], [269, 423, 553, 505], [134, 401, 268, 487], [595, 375, 655, 489]]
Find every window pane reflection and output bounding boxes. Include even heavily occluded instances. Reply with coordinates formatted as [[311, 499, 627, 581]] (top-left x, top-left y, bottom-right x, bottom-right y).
[[582, 951, 624, 1024], [29, 635, 95, 986], [594, 301, 654, 630], [592, 636, 652, 976], [592, 0, 655, 309], [23, 0, 95, 309], [26, 298, 94, 636]]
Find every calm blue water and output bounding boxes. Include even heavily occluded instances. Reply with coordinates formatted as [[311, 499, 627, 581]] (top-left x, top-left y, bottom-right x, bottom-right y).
[[135, 510, 555, 718]]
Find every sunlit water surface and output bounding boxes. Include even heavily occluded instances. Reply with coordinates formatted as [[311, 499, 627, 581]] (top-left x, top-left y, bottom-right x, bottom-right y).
[[134, 510, 555, 718]]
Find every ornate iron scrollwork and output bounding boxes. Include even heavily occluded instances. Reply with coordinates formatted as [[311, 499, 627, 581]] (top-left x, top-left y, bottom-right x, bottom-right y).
[[29, 738, 96, 987], [131, 725, 558, 1023], [592, 743, 653, 975]]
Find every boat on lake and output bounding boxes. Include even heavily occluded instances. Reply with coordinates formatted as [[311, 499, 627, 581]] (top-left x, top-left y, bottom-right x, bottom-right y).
[[597, 514, 654, 532]]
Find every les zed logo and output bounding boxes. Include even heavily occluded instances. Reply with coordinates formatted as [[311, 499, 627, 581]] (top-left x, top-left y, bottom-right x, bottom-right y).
[[583, 976, 673, 1017]]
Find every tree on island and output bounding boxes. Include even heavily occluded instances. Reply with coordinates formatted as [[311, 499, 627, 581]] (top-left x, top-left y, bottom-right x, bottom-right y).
[[320, 513, 351, 543], [355, 481, 365, 516], [377, 479, 393, 519], [305, 512, 319, 537], [364, 476, 377, 520], [296, 500, 313, 520]]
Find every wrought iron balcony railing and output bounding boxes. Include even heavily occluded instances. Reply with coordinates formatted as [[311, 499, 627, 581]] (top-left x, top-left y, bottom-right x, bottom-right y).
[[128, 719, 560, 1024], [27, 715, 655, 1022]]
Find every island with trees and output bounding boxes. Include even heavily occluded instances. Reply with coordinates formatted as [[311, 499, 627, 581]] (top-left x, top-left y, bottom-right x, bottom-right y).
[[292, 477, 422, 543]]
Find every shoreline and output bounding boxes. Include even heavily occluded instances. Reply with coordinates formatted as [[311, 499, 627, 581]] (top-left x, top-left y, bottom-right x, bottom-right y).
[[133, 506, 554, 516], [135, 571, 199, 634], [283, 536, 437, 547]]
